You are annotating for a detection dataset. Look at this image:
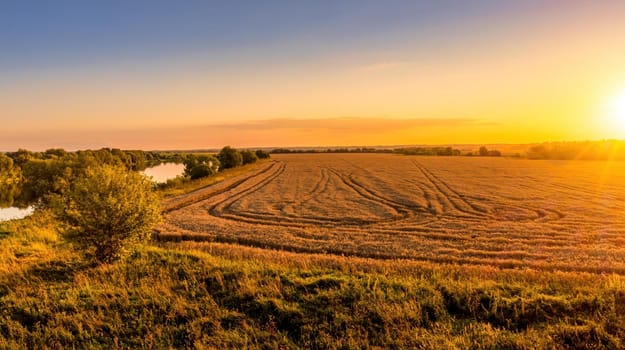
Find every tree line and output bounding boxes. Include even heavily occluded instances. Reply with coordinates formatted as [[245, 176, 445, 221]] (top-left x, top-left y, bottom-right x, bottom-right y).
[[0, 146, 272, 206], [270, 147, 394, 154], [182, 147, 270, 180], [525, 140, 625, 160], [270, 146, 502, 157], [266, 141, 625, 160], [0, 146, 270, 263], [0, 148, 179, 205]]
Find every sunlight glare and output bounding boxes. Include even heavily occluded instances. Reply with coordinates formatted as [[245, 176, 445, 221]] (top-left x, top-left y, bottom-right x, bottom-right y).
[[608, 90, 625, 130]]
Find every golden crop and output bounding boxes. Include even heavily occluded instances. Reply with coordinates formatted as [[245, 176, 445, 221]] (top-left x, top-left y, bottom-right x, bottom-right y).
[[158, 154, 625, 275]]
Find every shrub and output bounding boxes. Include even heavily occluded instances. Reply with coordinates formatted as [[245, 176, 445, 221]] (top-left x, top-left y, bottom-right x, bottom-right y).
[[255, 150, 271, 159], [476, 147, 501, 157], [0, 153, 20, 183], [183, 155, 219, 179], [187, 164, 214, 179], [58, 165, 161, 263], [218, 146, 243, 170], [21, 159, 73, 204], [241, 150, 258, 165]]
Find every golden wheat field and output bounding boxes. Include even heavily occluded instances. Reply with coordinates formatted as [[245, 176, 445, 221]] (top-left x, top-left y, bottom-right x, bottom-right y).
[[157, 154, 625, 274]]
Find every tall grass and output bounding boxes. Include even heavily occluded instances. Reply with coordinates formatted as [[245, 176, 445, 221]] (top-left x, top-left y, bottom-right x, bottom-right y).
[[1, 214, 624, 348]]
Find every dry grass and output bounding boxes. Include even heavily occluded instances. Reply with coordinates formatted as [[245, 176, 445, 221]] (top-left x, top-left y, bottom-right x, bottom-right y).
[[158, 154, 625, 275]]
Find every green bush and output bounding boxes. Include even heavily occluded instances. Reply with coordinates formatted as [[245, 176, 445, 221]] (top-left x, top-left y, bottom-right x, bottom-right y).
[[0, 153, 24, 207], [183, 155, 219, 179], [255, 150, 270, 159], [58, 165, 161, 263], [218, 146, 243, 170], [21, 159, 73, 203], [0, 153, 20, 184], [241, 150, 258, 165]]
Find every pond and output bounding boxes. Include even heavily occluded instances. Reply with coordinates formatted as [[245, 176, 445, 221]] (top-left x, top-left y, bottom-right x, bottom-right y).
[[0, 206, 34, 222], [142, 163, 185, 183], [0, 183, 34, 222]]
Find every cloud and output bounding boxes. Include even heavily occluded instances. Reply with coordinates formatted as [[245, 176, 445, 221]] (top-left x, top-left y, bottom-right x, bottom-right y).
[[207, 117, 481, 132]]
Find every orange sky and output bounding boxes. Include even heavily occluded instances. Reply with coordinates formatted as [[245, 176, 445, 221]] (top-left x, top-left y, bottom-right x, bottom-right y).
[[1, 2, 625, 150]]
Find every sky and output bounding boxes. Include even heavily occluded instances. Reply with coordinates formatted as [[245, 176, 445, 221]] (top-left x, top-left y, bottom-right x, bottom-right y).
[[2, 0, 625, 151]]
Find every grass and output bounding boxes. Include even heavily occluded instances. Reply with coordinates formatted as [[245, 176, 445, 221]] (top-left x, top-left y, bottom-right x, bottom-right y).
[[1, 213, 624, 349], [0, 211, 63, 276]]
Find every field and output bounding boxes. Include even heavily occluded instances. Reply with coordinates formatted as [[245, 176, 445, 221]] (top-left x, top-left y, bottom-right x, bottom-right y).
[[4, 154, 625, 348], [158, 154, 625, 274]]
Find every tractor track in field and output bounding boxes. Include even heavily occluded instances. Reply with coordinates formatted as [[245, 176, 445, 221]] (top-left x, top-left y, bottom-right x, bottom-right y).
[[211, 163, 430, 228], [154, 154, 621, 274], [163, 161, 280, 213], [412, 160, 491, 219], [412, 160, 565, 223], [208, 162, 288, 220], [165, 156, 564, 231]]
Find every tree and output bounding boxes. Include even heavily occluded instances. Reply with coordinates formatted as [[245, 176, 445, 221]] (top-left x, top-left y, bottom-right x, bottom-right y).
[[0, 153, 23, 207], [183, 155, 220, 179], [241, 150, 258, 165], [255, 150, 271, 159], [0, 153, 20, 184], [218, 146, 243, 170], [6, 148, 37, 168], [21, 159, 73, 204], [479, 146, 489, 156], [526, 145, 549, 159], [59, 165, 161, 263], [44, 148, 68, 159]]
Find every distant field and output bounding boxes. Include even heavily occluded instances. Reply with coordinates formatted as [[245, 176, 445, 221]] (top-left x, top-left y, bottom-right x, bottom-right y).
[[158, 154, 625, 274]]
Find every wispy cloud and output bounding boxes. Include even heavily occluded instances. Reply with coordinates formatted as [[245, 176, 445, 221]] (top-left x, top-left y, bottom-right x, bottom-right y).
[[208, 117, 480, 132]]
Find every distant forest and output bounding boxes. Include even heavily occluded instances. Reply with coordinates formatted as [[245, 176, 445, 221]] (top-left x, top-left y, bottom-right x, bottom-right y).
[[270, 146, 501, 157], [271, 140, 625, 160], [525, 140, 625, 160]]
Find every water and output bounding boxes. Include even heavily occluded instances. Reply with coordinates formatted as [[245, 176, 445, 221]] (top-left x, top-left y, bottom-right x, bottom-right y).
[[0, 206, 34, 222], [142, 163, 185, 183], [0, 182, 33, 221]]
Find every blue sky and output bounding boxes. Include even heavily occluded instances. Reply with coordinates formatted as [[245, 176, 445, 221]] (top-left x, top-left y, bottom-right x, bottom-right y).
[[1, 1, 526, 75]]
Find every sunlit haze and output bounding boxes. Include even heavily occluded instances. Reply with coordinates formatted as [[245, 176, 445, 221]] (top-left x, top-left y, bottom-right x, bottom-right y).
[[2, 1, 625, 150]]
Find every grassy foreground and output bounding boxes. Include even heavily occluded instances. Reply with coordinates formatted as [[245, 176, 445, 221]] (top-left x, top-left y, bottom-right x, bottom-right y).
[[1, 212, 625, 349]]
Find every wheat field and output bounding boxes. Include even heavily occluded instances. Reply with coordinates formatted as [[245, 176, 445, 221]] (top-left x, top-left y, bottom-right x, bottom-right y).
[[157, 154, 625, 275]]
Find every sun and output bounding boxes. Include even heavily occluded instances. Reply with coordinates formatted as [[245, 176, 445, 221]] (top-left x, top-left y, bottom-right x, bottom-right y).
[[607, 90, 625, 130]]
